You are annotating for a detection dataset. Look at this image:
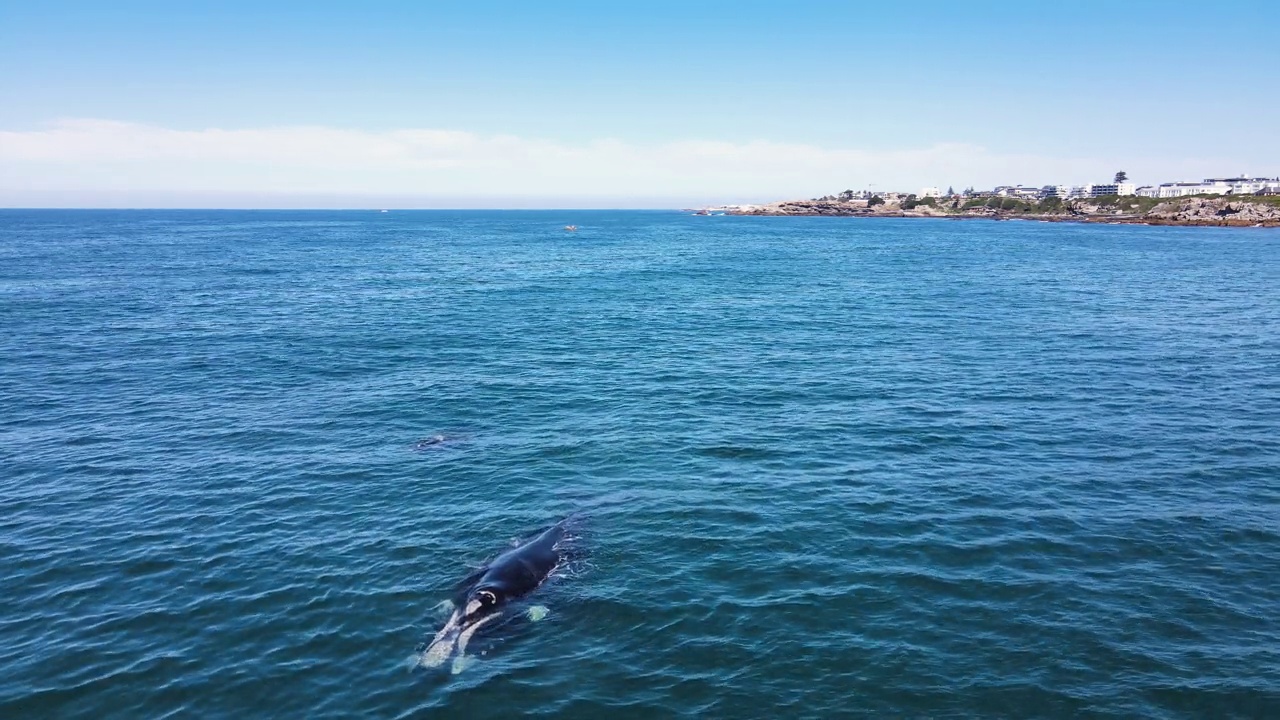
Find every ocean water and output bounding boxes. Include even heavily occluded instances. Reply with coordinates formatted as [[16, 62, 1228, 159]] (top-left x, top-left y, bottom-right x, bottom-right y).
[[2, 209, 1278, 718]]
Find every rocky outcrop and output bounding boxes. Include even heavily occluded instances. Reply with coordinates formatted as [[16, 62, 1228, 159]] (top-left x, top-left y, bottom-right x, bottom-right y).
[[1068, 201, 1132, 216], [1142, 198, 1280, 226], [729, 196, 1280, 227], [733, 200, 893, 216]]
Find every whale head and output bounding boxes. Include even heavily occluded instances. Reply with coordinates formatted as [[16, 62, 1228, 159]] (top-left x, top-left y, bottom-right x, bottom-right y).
[[463, 586, 503, 619], [420, 589, 504, 670]]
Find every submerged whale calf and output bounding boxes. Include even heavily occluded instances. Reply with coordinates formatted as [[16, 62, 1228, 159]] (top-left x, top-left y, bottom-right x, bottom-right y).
[[412, 434, 448, 451], [415, 518, 572, 673]]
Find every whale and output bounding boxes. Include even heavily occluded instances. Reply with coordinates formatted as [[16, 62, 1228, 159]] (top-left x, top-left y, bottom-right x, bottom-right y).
[[412, 434, 448, 451], [415, 519, 572, 673]]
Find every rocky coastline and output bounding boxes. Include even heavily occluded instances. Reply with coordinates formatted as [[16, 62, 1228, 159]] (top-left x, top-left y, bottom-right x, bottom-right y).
[[726, 196, 1280, 227]]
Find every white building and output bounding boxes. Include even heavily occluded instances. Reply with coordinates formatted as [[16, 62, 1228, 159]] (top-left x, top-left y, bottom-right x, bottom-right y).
[[995, 185, 1043, 199], [1156, 182, 1228, 198], [1087, 182, 1137, 197], [1204, 176, 1280, 194], [919, 187, 941, 199], [1151, 177, 1280, 197], [1136, 186, 1158, 198], [1039, 183, 1080, 197]]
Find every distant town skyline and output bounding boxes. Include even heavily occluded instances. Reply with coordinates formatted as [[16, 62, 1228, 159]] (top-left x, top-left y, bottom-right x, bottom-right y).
[[2, 1, 1277, 207]]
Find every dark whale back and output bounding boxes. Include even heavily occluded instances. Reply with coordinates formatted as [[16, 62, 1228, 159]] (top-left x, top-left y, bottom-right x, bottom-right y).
[[474, 522, 566, 600]]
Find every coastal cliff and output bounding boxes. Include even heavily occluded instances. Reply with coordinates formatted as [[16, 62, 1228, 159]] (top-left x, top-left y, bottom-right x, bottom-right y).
[[728, 196, 1280, 227]]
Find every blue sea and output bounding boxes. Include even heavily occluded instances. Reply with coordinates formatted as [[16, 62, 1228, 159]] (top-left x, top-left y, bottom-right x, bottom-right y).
[[2, 210, 1278, 718]]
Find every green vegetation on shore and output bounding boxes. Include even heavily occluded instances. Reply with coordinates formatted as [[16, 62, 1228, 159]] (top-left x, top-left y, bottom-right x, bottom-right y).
[[901, 196, 935, 210], [733, 193, 1280, 226], [958, 196, 1055, 212], [1081, 195, 1165, 213]]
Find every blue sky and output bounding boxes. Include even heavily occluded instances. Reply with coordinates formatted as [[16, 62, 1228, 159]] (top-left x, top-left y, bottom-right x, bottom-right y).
[[2, 0, 1278, 207]]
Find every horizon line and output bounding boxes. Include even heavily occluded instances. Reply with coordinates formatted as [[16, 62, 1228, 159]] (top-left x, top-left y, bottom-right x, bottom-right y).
[[0, 206, 699, 211]]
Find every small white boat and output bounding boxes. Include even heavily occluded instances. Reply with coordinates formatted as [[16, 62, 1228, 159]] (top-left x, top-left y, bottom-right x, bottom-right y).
[[564, 225, 578, 232]]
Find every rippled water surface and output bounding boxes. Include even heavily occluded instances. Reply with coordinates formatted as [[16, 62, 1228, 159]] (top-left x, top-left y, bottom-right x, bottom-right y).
[[2, 210, 1279, 718]]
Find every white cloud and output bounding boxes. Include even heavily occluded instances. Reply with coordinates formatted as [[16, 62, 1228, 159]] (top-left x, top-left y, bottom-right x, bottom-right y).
[[0, 119, 1259, 207]]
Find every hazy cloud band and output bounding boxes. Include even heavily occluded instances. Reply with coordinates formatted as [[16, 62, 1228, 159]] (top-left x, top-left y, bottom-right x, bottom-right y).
[[0, 119, 1252, 207]]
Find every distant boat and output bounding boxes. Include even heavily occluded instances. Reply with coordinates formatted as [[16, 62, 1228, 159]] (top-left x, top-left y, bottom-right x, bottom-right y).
[[380, 209, 389, 213], [564, 225, 578, 232]]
